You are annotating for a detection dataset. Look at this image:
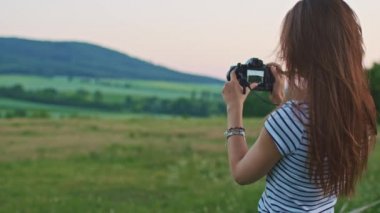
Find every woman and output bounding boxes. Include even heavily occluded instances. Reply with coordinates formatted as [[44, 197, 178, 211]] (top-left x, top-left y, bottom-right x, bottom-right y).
[[222, 0, 377, 212]]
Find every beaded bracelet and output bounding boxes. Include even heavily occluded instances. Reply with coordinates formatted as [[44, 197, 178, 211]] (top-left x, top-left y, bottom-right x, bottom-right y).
[[224, 127, 246, 139], [227, 127, 246, 131]]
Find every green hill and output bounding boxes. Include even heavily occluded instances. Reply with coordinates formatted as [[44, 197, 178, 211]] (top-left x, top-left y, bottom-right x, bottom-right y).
[[0, 37, 222, 84]]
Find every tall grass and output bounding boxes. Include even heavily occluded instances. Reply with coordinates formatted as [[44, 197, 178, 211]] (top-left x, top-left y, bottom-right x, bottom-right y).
[[0, 117, 378, 212]]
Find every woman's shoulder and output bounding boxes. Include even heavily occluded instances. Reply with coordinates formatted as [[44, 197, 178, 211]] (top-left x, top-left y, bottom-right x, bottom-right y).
[[276, 99, 309, 122], [266, 100, 309, 134], [264, 100, 308, 156], [267, 100, 307, 128]]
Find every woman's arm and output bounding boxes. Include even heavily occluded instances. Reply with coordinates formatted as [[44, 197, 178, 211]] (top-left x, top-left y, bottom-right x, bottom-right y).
[[226, 106, 281, 185], [222, 65, 285, 185]]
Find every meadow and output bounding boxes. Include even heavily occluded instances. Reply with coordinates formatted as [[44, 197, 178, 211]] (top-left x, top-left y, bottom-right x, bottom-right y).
[[0, 74, 227, 117], [0, 75, 222, 102], [0, 116, 379, 212]]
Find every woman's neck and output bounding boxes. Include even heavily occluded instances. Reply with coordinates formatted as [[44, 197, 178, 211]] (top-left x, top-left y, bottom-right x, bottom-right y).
[[287, 85, 308, 102]]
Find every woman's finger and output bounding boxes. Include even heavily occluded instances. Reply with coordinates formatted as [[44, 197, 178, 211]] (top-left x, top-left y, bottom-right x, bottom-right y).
[[222, 82, 230, 90], [270, 65, 279, 76], [269, 65, 285, 81], [231, 70, 239, 82], [267, 62, 281, 70], [250, 82, 259, 90], [267, 63, 283, 74]]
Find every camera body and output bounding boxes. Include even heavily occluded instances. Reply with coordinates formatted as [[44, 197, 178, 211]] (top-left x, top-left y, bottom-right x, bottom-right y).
[[226, 58, 275, 92]]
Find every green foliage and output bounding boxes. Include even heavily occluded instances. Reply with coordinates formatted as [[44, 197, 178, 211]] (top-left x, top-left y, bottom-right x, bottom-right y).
[[0, 37, 222, 84], [0, 75, 229, 118], [30, 110, 50, 118], [368, 63, 380, 123], [1, 109, 50, 119], [4, 109, 27, 118], [244, 92, 276, 117], [0, 75, 279, 118], [93, 90, 103, 103], [0, 85, 226, 117], [0, 75, 222, 100]]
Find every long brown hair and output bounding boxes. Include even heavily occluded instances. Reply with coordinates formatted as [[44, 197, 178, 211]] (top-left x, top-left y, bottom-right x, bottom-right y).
[[279, 0, 377, 197]]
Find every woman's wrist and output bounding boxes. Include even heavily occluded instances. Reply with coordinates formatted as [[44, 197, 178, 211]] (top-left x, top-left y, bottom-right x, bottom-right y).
[[227, 104, 244, 128], [227, 103, 243, 112]]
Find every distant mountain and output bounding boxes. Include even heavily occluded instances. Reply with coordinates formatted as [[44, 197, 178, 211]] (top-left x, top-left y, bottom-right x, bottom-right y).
[[0, 37, 222, 84]]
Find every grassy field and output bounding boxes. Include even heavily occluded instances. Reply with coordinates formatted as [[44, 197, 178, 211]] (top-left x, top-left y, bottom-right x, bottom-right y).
[[0, 117, 379, 212], [0, 75, 222, 102], [0, 97, 155, 119]]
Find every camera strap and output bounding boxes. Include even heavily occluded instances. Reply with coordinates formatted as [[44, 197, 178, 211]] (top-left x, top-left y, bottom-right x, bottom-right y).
[[239, 79, 252, 95]]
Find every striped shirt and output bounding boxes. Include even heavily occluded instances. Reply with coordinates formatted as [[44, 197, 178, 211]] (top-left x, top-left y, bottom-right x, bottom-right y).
[[258, 100, 337, 212]]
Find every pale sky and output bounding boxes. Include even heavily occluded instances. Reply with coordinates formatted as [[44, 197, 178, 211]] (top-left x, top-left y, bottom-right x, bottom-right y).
[[1, 0, 379, 79]]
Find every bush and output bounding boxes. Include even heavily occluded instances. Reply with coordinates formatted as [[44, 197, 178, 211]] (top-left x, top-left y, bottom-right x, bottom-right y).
[[30, 110, 50, 118], [368, 63, 380, 123], [5, 109, 27, 119]]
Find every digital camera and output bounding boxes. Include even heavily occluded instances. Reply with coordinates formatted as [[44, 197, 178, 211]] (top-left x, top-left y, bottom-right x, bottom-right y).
[[226, 58, 275, 93]]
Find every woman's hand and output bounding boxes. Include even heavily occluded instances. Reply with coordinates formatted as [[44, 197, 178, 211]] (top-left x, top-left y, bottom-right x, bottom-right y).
[[222, 71, 257, 128], [222, 71, 258, 110], [267, 63, 287, 105]]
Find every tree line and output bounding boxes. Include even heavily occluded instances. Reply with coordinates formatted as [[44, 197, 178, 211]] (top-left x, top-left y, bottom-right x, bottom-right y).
[[0, 85, 276, 118], [369, 63, 380, 123], [2, 61, 378, 120], [0, 85, 226, 117]]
